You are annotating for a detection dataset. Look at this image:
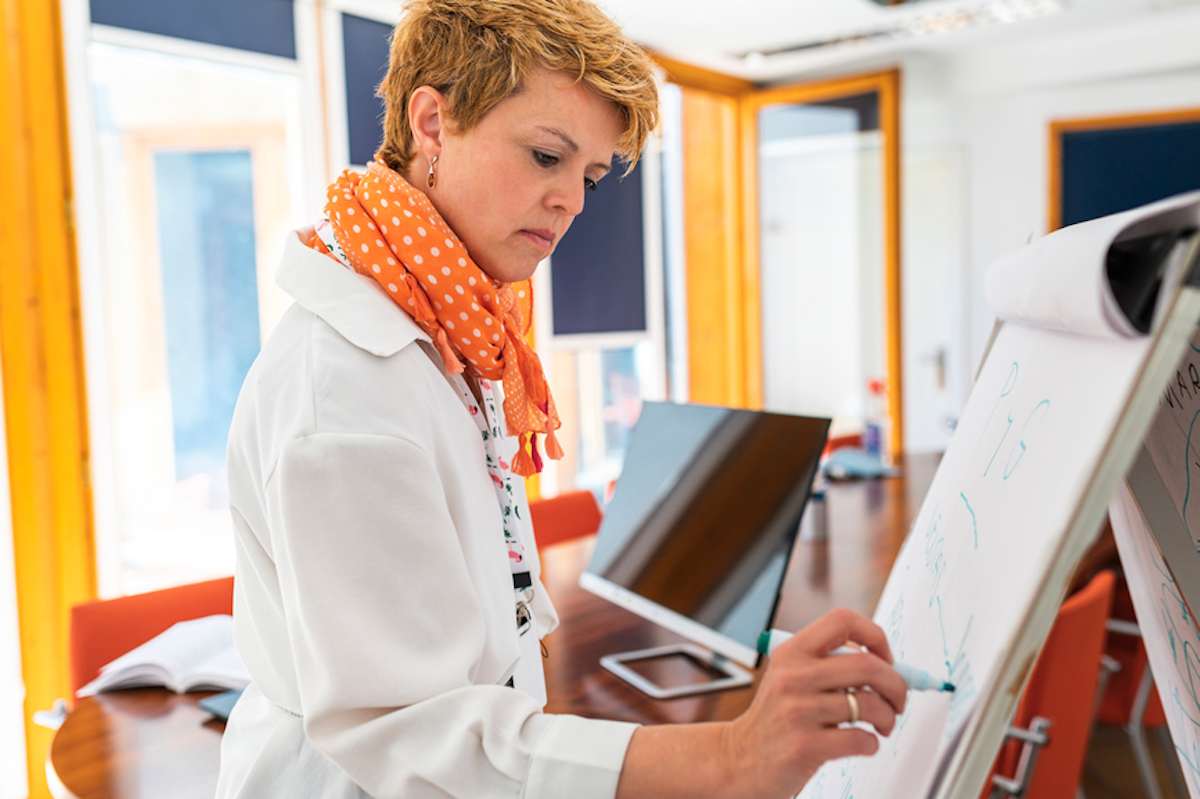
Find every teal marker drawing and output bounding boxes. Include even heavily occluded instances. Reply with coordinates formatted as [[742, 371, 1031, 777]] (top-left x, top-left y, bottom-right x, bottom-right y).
[[757, 628, 956, 693]]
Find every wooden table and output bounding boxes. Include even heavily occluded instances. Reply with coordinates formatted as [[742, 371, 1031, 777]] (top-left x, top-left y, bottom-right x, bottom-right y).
[[48, 453, 939, 798]]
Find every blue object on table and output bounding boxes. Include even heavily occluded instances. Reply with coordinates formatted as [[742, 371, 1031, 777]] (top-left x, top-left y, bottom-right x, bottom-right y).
[[822, 447, 898, 480], [198, 688, 244, 721]]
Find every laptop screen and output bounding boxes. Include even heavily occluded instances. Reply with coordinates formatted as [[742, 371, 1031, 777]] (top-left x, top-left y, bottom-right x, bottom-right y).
[[583, 401, 830, 664]]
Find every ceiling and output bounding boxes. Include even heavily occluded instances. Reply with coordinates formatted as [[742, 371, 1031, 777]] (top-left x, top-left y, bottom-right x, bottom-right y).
[[594, 0, 1197, 81], [597, 0, 898, 57]]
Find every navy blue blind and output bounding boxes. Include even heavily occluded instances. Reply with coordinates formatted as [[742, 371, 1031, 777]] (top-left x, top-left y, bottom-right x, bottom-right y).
[[90, 0, 296, 60], [342, 13, 392, 167], [1061, 120, 1200, 228], [551, 164, 646, 335]]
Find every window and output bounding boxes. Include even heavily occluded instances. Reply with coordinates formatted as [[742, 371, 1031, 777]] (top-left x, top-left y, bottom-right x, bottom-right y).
[[79, 38, 313, 595], [546, 344, 659, 497], [534, 82, 684, 498]]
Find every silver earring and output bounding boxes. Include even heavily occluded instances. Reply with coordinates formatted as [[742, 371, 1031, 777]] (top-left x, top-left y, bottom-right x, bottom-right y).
[[427, 154, 439, 189]]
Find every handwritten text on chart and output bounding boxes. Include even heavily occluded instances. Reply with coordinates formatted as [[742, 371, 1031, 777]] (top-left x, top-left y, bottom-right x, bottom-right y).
[[1178, 408, 1200, 549], [1156, 345, 1200, 550], [905, 361, 1051, 751], [1149, 544, 1200, 790], [802, 360, 1052, 799]]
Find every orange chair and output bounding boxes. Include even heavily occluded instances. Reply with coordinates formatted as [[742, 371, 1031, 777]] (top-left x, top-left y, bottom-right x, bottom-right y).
[[823, 433, 863, 458], [69, 576, 234, 696], [987, 570, 1116, 798], [529, 489, 603, 550]]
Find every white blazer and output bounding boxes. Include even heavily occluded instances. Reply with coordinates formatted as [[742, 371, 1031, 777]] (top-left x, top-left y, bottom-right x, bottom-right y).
[[216, 233, 638, 798]]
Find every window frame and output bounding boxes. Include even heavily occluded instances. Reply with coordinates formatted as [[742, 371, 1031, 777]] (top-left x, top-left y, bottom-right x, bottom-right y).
[[59, 0, 328, 596], [532, 120, 670, 496]]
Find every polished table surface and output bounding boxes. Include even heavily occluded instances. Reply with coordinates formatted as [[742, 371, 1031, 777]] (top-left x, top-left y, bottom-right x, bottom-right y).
[[49, 453, 940, 798]]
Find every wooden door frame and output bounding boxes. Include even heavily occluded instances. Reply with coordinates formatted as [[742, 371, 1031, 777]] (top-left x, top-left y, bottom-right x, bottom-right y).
[[1048, 106, 1200, 232], [739, 70, 904, 455]]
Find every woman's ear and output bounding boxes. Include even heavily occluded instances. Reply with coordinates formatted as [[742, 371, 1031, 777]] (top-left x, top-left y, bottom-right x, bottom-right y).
[[407, 85, 446, 162]]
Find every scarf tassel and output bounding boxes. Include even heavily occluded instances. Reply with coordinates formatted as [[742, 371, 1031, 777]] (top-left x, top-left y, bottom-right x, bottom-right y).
[[544, 429, 564, 460], [512, 433, 536, 477], [510, 432, 550, 477], [435, 328, 465, 374], [530, 433, 544, 474]]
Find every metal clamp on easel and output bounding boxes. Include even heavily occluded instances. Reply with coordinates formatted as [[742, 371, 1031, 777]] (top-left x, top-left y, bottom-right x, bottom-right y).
[[988, 717, 1052, 798]]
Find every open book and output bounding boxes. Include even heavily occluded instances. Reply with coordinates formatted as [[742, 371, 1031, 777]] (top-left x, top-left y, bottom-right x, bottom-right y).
[[77, 614, 250, 697]]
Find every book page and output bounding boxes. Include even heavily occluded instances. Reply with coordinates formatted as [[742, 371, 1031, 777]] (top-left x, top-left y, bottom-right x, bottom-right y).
[[78, 614, 243, 696], [185, 641, 250, 691]]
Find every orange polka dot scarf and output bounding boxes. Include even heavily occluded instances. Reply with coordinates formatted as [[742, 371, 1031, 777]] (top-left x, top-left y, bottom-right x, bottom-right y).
[[305, 160, 562, 476]]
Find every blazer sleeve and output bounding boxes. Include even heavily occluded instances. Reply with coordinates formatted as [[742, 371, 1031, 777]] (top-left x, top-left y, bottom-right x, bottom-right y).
[[265, 432, 638, 798]]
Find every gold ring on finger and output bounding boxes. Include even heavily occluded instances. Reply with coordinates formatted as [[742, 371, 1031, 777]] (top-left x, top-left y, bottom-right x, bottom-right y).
[[844, 689, 860, 724]]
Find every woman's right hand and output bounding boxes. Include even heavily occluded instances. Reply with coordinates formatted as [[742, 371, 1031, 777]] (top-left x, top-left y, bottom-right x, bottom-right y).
[[719, 608, 908, 799]]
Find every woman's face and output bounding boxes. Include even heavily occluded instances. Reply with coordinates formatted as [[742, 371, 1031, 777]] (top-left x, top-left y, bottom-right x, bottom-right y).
[[411, 68, 626, 284]]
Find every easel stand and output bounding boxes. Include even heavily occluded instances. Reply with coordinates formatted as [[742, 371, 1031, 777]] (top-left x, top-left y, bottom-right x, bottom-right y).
[[936, 229, 1200, 799]]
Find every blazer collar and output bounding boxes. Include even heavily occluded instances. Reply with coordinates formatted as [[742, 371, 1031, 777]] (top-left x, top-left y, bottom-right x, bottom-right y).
[[276, 230, 430, 358]]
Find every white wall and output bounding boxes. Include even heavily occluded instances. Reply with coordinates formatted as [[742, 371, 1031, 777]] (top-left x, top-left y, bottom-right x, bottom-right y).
[[751, 60, 971, 453], [759, 134, 885, 430], [959, 75, 1200, 372], [900, 57, 969, 451], [895, 9, 1200, 439]]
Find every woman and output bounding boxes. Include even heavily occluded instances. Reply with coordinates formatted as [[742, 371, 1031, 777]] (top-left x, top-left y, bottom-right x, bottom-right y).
[[216, 1, 906, 797]]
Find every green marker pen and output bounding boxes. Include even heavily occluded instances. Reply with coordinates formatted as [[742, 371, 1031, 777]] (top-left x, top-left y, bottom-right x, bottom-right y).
[[757, 628, 956, 693]]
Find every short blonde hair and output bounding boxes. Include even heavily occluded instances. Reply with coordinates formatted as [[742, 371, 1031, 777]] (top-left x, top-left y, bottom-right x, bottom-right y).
[[375, 0, 659, 175]]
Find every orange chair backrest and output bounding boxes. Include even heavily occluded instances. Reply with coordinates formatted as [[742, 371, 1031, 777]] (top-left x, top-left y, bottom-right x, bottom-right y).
[[823, 433, 863, 457], [987, 569, 1116, 799], [529, 489, 603, 550], [69, 576, 234, 695]]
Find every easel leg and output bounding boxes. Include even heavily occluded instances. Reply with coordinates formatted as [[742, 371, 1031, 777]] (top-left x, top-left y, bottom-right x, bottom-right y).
[[1128, 665, 1166, 799], [1129, 724, 1166, 799]]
